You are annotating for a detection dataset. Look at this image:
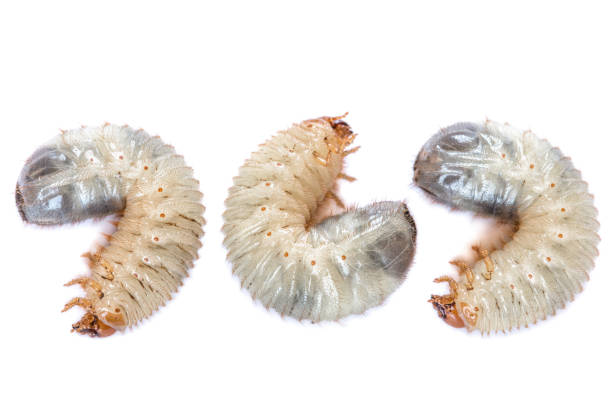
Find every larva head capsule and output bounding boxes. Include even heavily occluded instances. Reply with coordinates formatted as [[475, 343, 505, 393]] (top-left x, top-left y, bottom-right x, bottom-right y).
[[71, 312, 117, 338], [413, 122, 520, 220], [71, 305, 127, 338], [429, 295, 465, 328], [429, 296, 479, 329], [306, 114, 355, 154]]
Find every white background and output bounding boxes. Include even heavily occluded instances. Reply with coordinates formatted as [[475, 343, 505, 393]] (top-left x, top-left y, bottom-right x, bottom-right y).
[[1, 1, 610, 407]]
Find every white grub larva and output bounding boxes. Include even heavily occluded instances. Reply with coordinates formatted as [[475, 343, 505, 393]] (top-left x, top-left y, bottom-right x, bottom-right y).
[[414, 121, 600, 333], [223, 115, 417, 322], [16, 124, 205, 337]]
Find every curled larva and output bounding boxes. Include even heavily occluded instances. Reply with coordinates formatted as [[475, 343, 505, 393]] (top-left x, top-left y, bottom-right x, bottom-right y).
[[223, 115, 417, 322], [414, 121, 599, 333], [16, 124, 205, 337]]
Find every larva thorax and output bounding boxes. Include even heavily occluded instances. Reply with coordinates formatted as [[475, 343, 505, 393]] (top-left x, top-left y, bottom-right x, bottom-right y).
[[414, 121, 599, 333], [17, 124, 205, 337], [223, 116, 416, 322]]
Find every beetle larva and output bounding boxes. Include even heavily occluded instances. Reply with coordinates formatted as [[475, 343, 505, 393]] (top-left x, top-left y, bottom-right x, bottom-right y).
[[16, 124, 205, 337], [223, 115, 417, 322], [414, 120, 599, 333]]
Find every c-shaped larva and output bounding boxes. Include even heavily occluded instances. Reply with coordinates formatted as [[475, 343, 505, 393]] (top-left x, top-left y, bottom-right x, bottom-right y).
[[16, 124, 205, 337], [414, 121, 600, 333], [223, 116, 417, 322]]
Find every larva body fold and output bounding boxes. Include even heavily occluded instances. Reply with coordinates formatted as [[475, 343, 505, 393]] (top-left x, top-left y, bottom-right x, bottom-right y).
[[223, 116, 417, 322], [16, 124, 205, 337], [414, 121, 599, 333]]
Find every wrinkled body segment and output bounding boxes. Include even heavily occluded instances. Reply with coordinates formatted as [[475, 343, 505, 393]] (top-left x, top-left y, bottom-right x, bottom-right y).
[[223, 117, 416, 322], [16, 124, 205, 336], [414, 121, 599, 333]]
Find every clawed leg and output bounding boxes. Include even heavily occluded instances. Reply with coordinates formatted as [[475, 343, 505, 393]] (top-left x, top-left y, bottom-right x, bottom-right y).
[[325, 112, 349, 123], [79, 252, 115, 280], [325, 191, 346, 209], [450, 260, 474, 290], [338, 172, 356, 182], [433, 275, 458, 298], [64, 277, 103, 298], [62, 297, 93, 313], [313, 150, 332, 167], [342, 146, 360, 156], [81, 250, 101, 266], [472, 245, 494, 280]]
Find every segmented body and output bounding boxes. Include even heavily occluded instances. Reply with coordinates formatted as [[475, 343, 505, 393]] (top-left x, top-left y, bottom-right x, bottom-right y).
[[223, 117, 416, 322], [16, 124, 205, 336], [414, 121, 599, 333]]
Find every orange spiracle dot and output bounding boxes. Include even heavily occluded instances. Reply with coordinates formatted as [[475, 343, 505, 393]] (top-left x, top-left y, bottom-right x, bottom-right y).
[[153, 237, 159, 242], [160, 213, 165, 218], [529, 164, 534, 169], [119, 155, 124, 160], [311, 260, 316, 266], [284, 252, 289, 257], [266, 232, 271, 236], [158, 187, 163, 192], [261, 207, 266, 211], [550, 183, 556, 188], [265, 182, 271, 186], [561, 208, 566, 212], [341, 255, 346, 260], [501, 153, 506, 158], [558, 233, 564, 238], [528, 273, 533, 279], [546, 257, 551, 262], [144, 165, 149, 170]]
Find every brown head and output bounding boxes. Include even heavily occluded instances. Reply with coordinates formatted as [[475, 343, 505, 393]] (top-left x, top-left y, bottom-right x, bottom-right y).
[[429, 294, 465, 328], [71, 312, 117, 337], [328, 117, 353, 141], [71, 305, 128, 337]]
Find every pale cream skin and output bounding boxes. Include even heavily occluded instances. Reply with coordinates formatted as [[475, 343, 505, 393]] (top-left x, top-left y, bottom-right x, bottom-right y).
[[16, 124, 205, 336], [414, 121, 600, 333], [223, 117, 417, 322]]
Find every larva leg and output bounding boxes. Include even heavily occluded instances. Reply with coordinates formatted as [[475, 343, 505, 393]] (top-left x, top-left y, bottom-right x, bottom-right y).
[[61, 297, 93, 313], [313, 150, 333, 166], [343, 146, 360, 156], [429, 276, 465, 328], [325, 191, 346, 209], [338, 172, 356, 182], [450, 260, 474, 290], [325, 112, 349, 122], [472, 246, 494, 280], [64, 277, 103, 297]]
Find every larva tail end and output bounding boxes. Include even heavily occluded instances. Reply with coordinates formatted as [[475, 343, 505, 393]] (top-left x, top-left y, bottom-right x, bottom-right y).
[[15, 183, 27, 222], [429, 295, 465, 329], [71, 312, 116, 338]]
